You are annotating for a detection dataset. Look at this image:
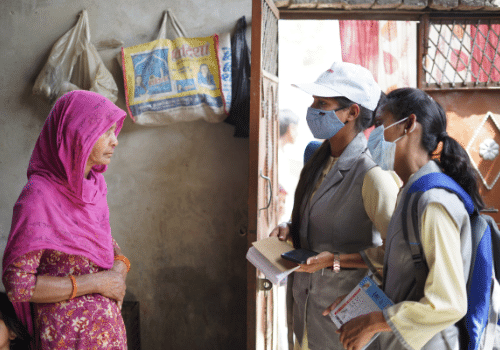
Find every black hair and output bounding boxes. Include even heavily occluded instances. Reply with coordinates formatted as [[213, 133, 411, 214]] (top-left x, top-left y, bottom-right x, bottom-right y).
[[279, 109, 299, 137], [382, 87, 485, 210], [0, 292, 31, 350], [289, 93, 384, 248]]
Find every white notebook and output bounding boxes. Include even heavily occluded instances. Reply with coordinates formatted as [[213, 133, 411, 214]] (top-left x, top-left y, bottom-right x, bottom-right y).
[[246, 237, 299, 285]]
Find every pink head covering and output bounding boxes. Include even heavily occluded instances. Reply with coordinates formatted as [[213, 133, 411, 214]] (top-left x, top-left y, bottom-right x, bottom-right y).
[[2, 91, 126, 334]]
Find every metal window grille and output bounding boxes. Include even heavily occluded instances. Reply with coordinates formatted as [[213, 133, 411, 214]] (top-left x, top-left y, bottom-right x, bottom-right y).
[[423, 19, 500, 89]]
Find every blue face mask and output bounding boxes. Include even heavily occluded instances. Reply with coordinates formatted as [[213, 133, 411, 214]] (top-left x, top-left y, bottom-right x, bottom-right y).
[[367, 117, 410, 171], [306, 107, 347, 140]]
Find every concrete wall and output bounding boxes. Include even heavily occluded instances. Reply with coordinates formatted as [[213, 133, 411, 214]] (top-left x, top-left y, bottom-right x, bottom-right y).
[[0, 1, 250, 349]]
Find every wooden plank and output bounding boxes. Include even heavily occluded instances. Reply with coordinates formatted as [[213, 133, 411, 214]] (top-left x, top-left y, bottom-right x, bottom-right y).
[[399, 0, 428, 9], [262, 70, 279, 83], [371, 0, 404, 10], [288, 0, 320, 8], [317, 0, 348, 9], [417, 14, 429, 89], [248, 0, 263, 346], [455, 0, 486, 9], [279, 9, 424, 20], [428, 0, 459, 10], [266, 0, 282, 19], [274, 0, 291, 7], [279, 0, 500, 9], [343, 0, 377, 10]]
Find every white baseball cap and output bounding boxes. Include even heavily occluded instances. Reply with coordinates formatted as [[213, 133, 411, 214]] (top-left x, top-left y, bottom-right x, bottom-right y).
[[293, 62, 382, 111]]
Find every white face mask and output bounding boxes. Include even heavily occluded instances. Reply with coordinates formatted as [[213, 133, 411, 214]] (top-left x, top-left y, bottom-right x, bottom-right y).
[[367, 117, 412, 171]]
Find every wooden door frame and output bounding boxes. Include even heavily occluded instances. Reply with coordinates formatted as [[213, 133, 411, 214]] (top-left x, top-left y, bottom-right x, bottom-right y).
[[247, 6, 499, 350], [247, 0, 280, 349]]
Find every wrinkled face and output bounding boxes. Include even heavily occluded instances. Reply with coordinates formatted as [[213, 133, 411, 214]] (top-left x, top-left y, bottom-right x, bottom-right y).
[[86, 123, 118, 170]]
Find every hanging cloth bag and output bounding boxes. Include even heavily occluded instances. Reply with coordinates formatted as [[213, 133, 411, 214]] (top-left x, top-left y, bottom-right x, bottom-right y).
[[121, 10, 231, 126], [33, 10, 119, 103]]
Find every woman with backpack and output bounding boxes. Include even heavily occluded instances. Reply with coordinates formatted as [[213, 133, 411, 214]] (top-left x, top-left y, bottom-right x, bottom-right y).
[[270, 62, 401, 350], [324, 87, 486, 350]]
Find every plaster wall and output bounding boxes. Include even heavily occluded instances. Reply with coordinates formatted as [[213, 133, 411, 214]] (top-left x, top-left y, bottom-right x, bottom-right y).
[[0, 0, 250, 348], [429, 90, 500, 224]]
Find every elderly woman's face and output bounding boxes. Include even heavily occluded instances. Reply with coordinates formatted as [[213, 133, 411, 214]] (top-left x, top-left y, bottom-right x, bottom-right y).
[[87, 123, 118, 169]]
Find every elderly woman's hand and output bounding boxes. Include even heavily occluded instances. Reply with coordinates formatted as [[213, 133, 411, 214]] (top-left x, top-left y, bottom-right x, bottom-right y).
[[97, 270, 126, 308], [111, 259, 128, 279]]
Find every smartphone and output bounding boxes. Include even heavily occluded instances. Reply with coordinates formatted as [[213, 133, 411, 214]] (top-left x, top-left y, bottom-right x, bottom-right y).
[[281, 248, 319, 264]]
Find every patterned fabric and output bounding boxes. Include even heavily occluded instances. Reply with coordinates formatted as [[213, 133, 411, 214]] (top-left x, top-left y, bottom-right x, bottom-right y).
[[2, 90, 127, 338], [339, 20, 416, 93], [3, 249, 127, 350]]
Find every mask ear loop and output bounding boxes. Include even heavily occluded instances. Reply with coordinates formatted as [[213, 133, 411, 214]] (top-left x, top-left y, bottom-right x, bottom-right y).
[[403, 116, 417, 135]]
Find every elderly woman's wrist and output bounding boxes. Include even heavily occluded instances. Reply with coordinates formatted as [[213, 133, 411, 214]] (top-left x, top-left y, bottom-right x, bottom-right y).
[[114, 255, 131, 274]]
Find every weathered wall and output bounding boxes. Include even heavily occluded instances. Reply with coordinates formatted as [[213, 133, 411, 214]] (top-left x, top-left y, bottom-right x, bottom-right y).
[[0, 1, 250, 349], [430, 90, 500, 225]]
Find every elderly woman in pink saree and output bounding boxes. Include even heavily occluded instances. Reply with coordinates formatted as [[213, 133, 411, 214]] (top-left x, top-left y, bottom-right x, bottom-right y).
[[2, 90, 130, 349]]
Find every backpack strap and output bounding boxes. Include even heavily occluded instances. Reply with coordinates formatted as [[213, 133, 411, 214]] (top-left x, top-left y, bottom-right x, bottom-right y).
[[401, 189, 429, 288], [403, 172, 475, 275], [407, 173, 475, 214], [303, 141, 322, 165], [466, 213, 493, 350], [404, 172, 498, 350]]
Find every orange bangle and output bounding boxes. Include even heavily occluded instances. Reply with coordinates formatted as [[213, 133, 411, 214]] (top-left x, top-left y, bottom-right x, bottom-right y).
[[69, 275, 77, 300], [114, 255, 131, 273]]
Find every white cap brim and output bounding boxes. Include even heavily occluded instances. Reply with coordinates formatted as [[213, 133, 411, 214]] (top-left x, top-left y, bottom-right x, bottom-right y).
[[292, 82, 346, 98]]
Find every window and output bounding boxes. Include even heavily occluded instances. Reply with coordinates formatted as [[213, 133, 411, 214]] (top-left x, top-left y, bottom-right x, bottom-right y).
[[421, 16, 500, 89]]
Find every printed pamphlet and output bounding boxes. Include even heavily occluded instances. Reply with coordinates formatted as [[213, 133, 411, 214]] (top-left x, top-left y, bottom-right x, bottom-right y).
[[329, 275, 393, 328]]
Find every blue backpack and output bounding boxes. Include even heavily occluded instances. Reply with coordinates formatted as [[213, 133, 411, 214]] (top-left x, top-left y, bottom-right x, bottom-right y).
[[402, 172, 500, 350], [304, 140, 323, 164]]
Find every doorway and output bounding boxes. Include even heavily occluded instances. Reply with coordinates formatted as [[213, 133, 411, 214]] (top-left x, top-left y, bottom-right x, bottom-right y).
[[275, 19, 418, 350]]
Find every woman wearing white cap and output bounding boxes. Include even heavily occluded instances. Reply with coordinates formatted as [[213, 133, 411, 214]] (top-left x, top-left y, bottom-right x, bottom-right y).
[[270, 61, 400, 350]]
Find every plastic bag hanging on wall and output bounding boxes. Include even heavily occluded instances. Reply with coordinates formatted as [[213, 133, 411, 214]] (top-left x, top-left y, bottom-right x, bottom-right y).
[[121, 10, 232, 126], [33, 10, 119, 103]]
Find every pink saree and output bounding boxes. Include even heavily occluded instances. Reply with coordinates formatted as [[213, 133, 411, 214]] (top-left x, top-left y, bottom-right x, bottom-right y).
[[2, 90, 127, 347]]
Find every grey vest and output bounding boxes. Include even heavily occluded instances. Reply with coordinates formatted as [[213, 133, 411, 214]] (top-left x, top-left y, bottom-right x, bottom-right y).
[[290, 133, 380, 350], [374, 161, 471, 350]]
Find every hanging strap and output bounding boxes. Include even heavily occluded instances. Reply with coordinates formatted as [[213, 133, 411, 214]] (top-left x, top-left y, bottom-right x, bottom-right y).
[[401, 190, 429, 288], [403, 172, 475, 278], [401, 172, 474, 298], [156, 9, 188, 40]]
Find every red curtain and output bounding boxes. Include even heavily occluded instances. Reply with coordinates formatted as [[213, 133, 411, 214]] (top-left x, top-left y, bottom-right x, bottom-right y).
[[471, 24, 500, 83], [339, 20, 380, 83]]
